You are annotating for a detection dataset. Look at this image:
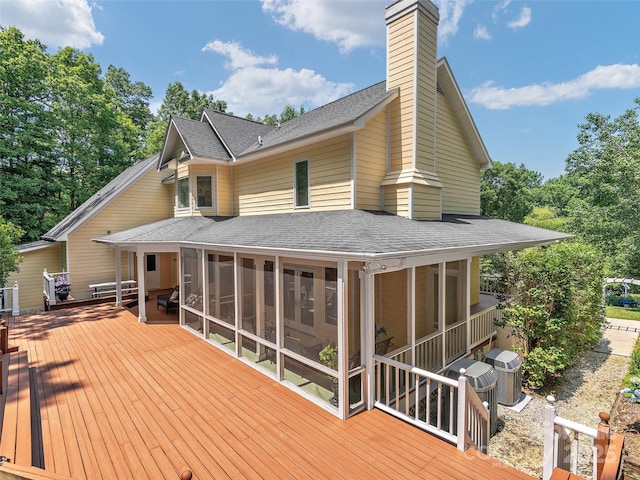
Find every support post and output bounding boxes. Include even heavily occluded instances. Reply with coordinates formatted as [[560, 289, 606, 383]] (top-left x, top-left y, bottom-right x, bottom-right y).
[[11, 282, 19, 316], [136, 250, 147, 322], [0, 324, 8, 354], [596, 411, 611, 480], [543, 396, 557, 480], [115, 247, 122, 306], [456, 368, 467, 451]]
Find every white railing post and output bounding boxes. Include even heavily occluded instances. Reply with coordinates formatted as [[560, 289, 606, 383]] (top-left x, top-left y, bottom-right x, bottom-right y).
[[543, 395, 557, 480], [11, 282, 19, 316], [43, 269, 56, 306], [456, 368, 467, 451]]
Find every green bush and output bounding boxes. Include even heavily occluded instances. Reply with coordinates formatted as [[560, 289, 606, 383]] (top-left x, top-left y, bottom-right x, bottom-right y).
[[496, 241, 605, 389], [606, 295, 623, 306], [522, 346, 569, 389], [631, 340, 640, 377]]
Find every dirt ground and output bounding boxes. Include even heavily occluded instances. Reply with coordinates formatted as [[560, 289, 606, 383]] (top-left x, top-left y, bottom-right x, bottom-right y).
[[609, 393, 640, 478], [489, 349, 631, 478]]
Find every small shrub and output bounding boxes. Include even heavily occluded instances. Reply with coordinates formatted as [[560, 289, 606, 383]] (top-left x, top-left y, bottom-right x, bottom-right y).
[[631, 341, 640, 377], [523, 346, 568, 389], [606, 295, 623, 307]]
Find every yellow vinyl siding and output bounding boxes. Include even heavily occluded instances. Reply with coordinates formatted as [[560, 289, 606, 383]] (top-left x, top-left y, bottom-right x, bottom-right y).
[[415, 11, 437, 174], [375, 270, 408, 347], [383, 184, 410, 218], [8, 244, 63, 312], [159, 252, 178, 288], [216, 165, 233, 216], [234, 135, 352, 215], [436, 91, 481, 214], [470, 256, 480, 306], [412, 184, 441, 220], [355, 110, 387, 210], [67, 168, 171, 301], [387, 13, 416, 172]]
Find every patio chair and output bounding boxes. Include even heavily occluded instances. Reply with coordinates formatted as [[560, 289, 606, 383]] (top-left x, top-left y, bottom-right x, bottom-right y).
[[157, 286, 179, 314]]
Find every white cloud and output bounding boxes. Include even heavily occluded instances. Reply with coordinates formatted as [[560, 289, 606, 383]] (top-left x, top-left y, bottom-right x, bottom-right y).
[[261, 0, 475, 51], [491, 0, 511, 22], [470, 64, 640, 110], [507, 6, 532, 29], [202, 40, 354, 118], [474, 24, 492, 40], [436, 0, 473, 45], [202, 40, 277, 70], [261, 0, 385, 54], [0, 0, 104, 49]]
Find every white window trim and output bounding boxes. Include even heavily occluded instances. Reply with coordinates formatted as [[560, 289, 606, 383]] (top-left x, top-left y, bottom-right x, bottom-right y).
[[195, 174, 214, 209], [294, 159, 310, 209]]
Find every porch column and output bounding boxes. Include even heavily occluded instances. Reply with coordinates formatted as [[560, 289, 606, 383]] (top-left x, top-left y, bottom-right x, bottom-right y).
[[465, 257, 471, 354], [363, 271, 375, 409], [115, 246, 122, 306], [438, 262, 446, 368], [136, 249, 147, 322], [337, 259, 348, 420]]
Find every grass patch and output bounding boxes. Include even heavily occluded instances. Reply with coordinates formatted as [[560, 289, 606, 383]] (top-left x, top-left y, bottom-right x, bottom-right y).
[[605, 306, 640, 321]]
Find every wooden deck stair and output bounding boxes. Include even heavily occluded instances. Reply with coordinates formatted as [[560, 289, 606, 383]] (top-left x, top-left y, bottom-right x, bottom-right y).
[[0, 350, 32, 467]]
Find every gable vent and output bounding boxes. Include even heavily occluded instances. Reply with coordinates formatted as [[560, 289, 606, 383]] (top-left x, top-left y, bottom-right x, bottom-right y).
[[436, 82, 444, 95]]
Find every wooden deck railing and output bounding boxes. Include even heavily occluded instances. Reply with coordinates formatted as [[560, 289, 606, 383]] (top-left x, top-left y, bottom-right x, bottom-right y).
[[0, 282, 19, 316], [543, 396, 624, 480], [43, 270, 70, 307], [374, 355, 490, 452], [470, 304, 500, 348], [388, 302, 500, 373]]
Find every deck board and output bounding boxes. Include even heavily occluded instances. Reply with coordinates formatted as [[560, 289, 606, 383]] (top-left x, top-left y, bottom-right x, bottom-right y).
[[3, 299, 536, 480]]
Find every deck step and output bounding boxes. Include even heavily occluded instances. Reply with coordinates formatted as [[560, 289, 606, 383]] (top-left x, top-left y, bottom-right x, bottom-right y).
[[0, 351, 31, 467], [0, 462, 73, 479]]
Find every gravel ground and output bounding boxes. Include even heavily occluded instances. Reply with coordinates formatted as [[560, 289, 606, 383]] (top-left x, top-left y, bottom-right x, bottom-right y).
[[488, 348, 630, 479]]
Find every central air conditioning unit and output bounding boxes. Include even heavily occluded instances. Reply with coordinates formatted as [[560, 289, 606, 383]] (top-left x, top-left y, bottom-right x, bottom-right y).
[[482, 348, 523, 407], [445, 358, 498, 436]]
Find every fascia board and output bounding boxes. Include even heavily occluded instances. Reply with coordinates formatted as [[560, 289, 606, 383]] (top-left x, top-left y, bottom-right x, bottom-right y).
[[437, 58, 492, 170], [201, 110, 237, 161]]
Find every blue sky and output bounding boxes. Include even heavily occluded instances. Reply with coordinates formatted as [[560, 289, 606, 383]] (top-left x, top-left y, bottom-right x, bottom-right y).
[[2, 0, 640, 181]]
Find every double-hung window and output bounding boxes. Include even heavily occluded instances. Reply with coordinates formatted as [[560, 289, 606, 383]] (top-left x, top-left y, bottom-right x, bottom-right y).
[[294, 159, 309, 208], [177, 177, 190, 210], [196, 175, 213, 209]]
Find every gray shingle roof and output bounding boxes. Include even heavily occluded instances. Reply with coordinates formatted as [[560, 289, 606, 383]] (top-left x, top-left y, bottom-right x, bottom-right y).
[[238, 81, 394, 157], [95, 210, 571, 258], [43, 154, 160, 241], [202, 110, 274, 158], [171, 116, 231, 160]]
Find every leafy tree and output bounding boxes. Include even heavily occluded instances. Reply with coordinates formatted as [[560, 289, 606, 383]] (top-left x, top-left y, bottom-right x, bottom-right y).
[[143, 82, 227, 156], [104, 65, 152, 158], [0, 26, 155, 240], [564, 98, 640, 276], [0, 26, 60, 240], [253, 104, 305, 126], [496, 241, 604, 388], [49, 47, 138, 211], [481, 161, 542, 223], [524, 206, 568, 232], [0, 216, 24, 286], [531, 174, 579, 217]]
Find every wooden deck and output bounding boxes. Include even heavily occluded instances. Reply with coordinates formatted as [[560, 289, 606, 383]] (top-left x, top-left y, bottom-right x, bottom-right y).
[[0, 297, 535, 480]]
